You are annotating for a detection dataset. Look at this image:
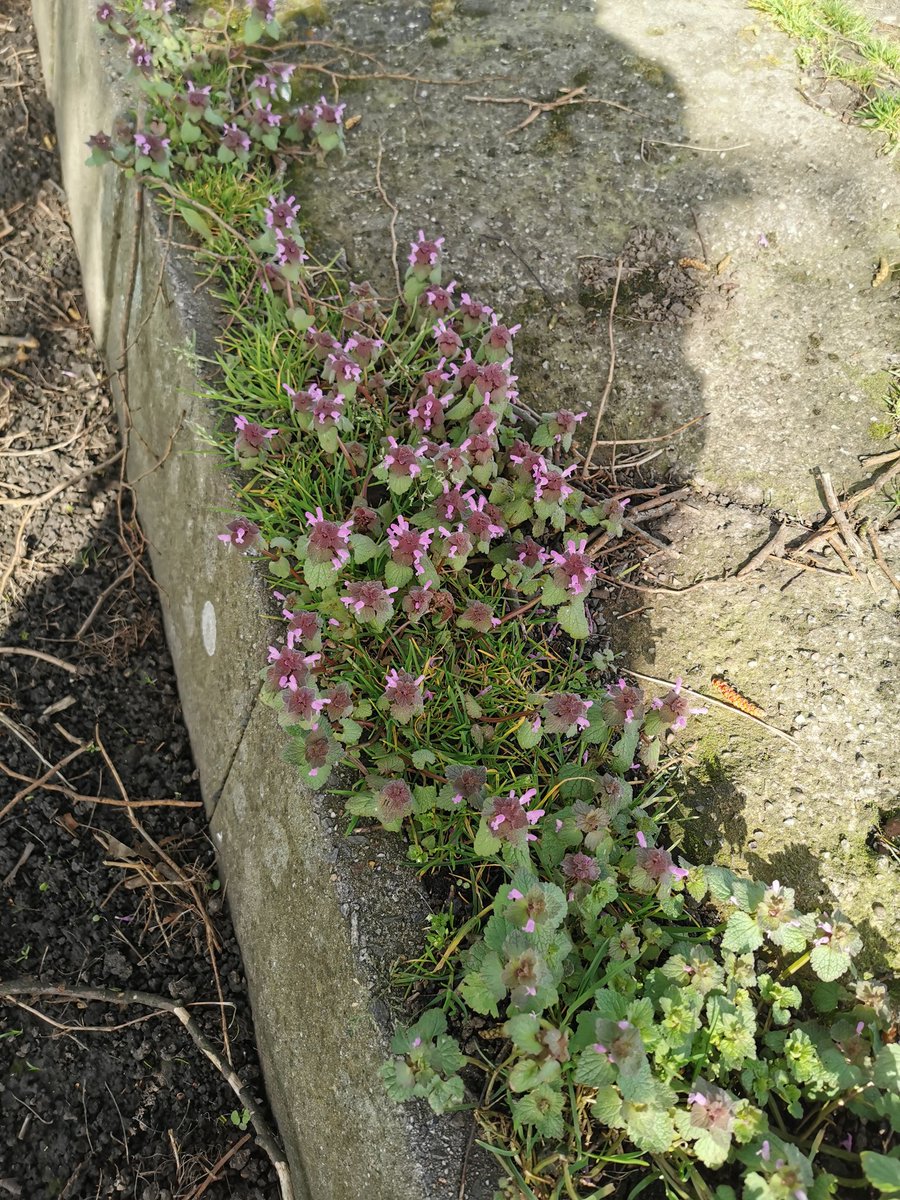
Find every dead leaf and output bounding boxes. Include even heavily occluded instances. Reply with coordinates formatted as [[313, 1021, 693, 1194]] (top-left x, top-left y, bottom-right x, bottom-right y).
[[678, 257, 709, 272], [716, 253, 733, 274], [344, 114, 362, 131], [872, 256, 891, 288]]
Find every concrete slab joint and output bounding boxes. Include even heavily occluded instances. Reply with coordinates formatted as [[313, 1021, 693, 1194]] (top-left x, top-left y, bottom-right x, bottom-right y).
[[29, 1, 494, 1196]]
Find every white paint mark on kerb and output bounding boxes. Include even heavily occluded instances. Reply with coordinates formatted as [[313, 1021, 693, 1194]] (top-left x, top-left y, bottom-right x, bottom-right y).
[[201, 600, 217, 656]]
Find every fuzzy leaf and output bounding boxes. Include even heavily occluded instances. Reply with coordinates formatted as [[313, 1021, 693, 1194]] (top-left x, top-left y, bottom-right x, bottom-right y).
[[511, 1084, 566, 1139], [540, 577, 570, 607], [508, 1057, 560, 1092], [874, 1045, 900, 1090], [516, 720, 543, 749], [591, 1085, 623, 1128], [350, 534, 380, 564], [861, 1151, 900, 1194], [503, 1013, 542, 1055], [426, 1073, 465, 1113], [269, 555, 292, 580], [574, 1047, 615, 1088], [303, 558, 338, 590], [722, 911, 764, 955], [459, 952, 505, 1016], [810, 943, 852, 982], [384, 559, 414, 589], [557, 599, 589, 640], [430, 1033, 465, 1077], [473, 817, 502, 858]]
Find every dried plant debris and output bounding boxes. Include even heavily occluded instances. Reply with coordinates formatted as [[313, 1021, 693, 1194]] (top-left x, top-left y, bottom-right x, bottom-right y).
[[578, 226, 738, 326]]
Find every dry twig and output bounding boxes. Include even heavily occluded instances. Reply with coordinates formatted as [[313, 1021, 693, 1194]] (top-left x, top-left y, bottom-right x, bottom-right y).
[[0, 981, 293, 1200], [581, 258, 623, 477], [0, 646, 77, 673]]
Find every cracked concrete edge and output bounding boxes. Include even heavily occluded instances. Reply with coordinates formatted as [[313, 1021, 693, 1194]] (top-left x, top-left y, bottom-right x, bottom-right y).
[[30, 2, 495, 1195]]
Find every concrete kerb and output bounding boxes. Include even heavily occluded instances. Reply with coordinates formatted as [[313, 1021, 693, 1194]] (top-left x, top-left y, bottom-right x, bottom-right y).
[[31, 2, 495, 1196]]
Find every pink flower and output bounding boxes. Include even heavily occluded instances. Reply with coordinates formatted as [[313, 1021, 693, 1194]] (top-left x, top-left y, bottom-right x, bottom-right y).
[[384, 668, 426, 724], [304, 506, 353, 570], [548, 538, 596, 597], [266, 646, 319, 691], [376, 778, 414, 825], [340, 580, 399, 625], [266, 194, 300, 229], [382, 437, 427, 478], [562, 852, 600, 883], [458, 600, 500, 633], [464, 492, 505, 543], [604, 678, 646, 726], [422, 282, 456, 316], [653, 678, 707, 731], [533, 459, 577, 505], [233, 414, 278, 456], [218, 517, 260, 549], [437, 524, 473, 563], [387, 515, 433, 576], [543, 694, 593, 736], [408, 388, 450, 435], [407, 229, 445, 276], [486, 789, 544, 845], [483, 314, 521, 357], [432, 319, 462, 358]]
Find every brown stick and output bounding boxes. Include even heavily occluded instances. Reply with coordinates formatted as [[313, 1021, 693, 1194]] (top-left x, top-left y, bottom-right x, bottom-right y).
[[0, 981, 293, 1200], [0, 758, 203, 821], [819, 471, 865, 559], [374, 137, 401, 298], [867, 525, 900, 595], [581, 258, 623, 477], [0, 448, 125, 509], [737, 523, 789, 577], [0, 646, 78, 674], [185, 1133, 252, 1200], [583, 413, 709, 449]]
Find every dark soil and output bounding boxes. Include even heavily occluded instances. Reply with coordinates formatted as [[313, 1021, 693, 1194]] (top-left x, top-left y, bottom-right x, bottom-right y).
[[0, 4, 278, 1196]]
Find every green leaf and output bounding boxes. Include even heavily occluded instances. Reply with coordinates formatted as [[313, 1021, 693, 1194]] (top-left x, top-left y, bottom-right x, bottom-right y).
[[874, 1045, 900, 1090], [430, 1033, 465, 1077], [269, 555, 292, 580], [466, 816, 499, 861], [574, 1047, 615, 1088], [721, 911, 764, 955], [303, 558, 337, 590], [503, 1014, 542, 1055], [861, 1151, 900, 1194], [622, 1101, 676, 1153], [181, 119, 202, 144], [508, 1057, 559, 1092], [516, 720, 543, 749], [412, 749, 437, 769], [557, 599, 589, 640], [384, 559, 414, 589], [217, 144, 236, 164], [810, 943, 852, 982], [176, 204, 215, 243], [540, 577, 569, 607], [511, 1084, 566, 1139], [811, 980, 840, 1014], [426, 1073, 464, 1113], [459, 952, 506, 1016], [350, 534, 380, 564], [591, 1085, 623, 1128]]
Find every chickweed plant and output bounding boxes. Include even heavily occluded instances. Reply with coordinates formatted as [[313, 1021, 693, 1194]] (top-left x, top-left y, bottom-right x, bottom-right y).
[[90, 4, 899, 1197]]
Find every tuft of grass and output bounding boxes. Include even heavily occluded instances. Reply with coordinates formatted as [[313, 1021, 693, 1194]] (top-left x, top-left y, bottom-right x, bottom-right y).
[[751, 0, 900, 147]]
